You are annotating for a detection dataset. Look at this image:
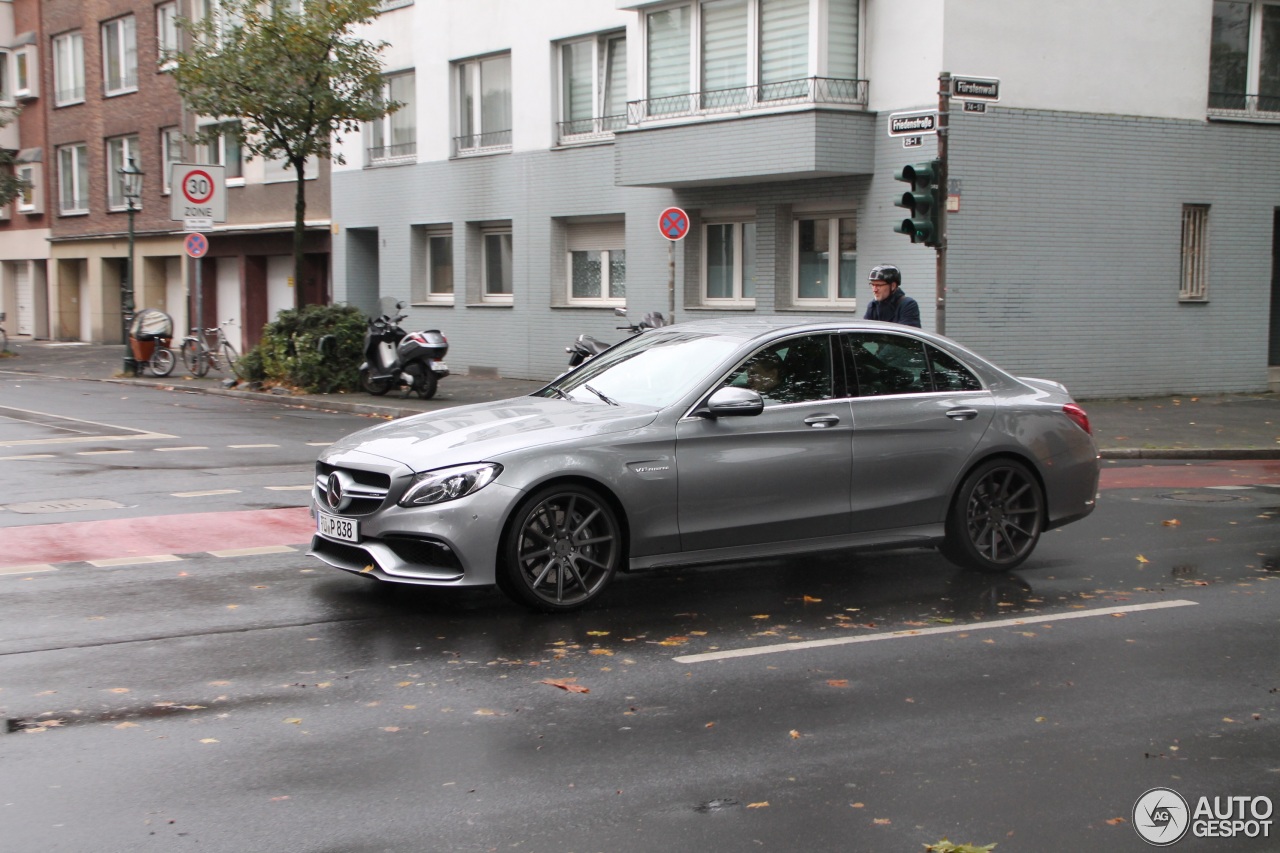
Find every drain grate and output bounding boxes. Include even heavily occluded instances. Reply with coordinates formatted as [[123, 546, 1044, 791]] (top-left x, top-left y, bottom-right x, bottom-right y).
[[1158, 491, 1250, 504], [4, 499, 126, 514]]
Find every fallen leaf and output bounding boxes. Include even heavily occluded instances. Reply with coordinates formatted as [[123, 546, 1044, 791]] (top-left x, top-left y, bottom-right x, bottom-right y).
[[115, 721, 140, 729], [657, 636, 688, 646], [199, 738, 219, 744], [473, 709, 502, 716], [382, 727, 401, 733], [789, 729, 801, 739], [873, 818, 891, 825], [705, 722, 716, 728], [361, 565, 375, 573], [540, 679, 589, 694], [826, 679, 850, 688], [589, 649, 615, 656], [283, 718, 303, 725], [40, 719, 66, 728], [747, 801, 769, 808], [107, 688, 130, 694], [1136, 555, 1150, 564], [396, 681, 414, 687], [802, 595, 822, 603], [1162, 519, 1181, 527], [750, 614, 770, 620], [1106, 817, 1127, 826], [586, 630, 610, 636], [851, 802, 865, 808]]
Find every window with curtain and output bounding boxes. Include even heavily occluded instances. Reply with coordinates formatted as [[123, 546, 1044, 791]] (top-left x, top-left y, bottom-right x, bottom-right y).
[[53, 31, 85, 105], [795, 216, 857, 303], [566, 220, 626, 304], [703, 221, 756, 302], [647, 6, 692, 113], [58, 144, 89, 215], [370, 72, 416, 162], [760, 0, 809, 95], [457, 54, 512, 152], [702, 0, 749, 97], [102, 15, 137, 96], [560, 32, 627, 138]]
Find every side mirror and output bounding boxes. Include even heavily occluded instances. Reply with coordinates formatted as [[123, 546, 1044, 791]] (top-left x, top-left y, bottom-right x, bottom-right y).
[[613, 306, 628, 317], [396, 300, 407, 310], [697, 386, 764, 418]]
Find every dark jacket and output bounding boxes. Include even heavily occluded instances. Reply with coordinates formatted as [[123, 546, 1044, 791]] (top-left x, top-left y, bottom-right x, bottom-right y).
[[863, 287, 921, 327]]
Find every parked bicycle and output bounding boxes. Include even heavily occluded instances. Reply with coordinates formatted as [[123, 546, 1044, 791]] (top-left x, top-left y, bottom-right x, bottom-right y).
[[180, 322, 242, 379]]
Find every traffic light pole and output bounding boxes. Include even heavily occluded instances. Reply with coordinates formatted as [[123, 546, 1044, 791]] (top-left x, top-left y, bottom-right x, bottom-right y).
[[936, 72, 950, 337]]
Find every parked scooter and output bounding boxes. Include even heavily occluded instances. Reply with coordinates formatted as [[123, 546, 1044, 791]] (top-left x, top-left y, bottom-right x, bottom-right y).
[[565, 307, 667, 367], [359, 298, 449, 399]]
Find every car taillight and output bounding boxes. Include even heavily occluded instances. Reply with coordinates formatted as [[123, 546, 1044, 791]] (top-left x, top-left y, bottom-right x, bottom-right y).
[[1063, 403, 1091, 435]]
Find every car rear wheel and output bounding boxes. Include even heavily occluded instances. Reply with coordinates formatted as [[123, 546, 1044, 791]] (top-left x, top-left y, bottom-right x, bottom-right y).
[[498, 484, 622, 612], [941, 458, 1044, 573]]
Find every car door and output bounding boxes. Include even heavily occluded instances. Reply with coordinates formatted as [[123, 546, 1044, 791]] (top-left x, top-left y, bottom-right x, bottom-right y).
[[843, 332, 995, 533], [675, 333, 854, 552]]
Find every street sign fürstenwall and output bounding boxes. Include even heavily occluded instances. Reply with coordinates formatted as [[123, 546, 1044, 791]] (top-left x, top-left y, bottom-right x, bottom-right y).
[[951, 76, 1001, 101], [887, 110, 937, 137]]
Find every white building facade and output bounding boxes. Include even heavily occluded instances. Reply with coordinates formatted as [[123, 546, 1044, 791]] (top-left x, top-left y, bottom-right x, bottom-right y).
[[330, 0, 1280, 397]]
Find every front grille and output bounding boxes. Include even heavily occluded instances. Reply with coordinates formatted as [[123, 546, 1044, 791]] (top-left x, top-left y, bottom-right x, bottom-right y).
[[315, 462, 392, 515], [311, 537, 375, 571]]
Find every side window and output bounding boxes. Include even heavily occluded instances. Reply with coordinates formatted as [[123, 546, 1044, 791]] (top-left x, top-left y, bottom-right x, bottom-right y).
[[845, 332, 931, 397], [723, 334, 834, 405], [927, 345, 983, 392]]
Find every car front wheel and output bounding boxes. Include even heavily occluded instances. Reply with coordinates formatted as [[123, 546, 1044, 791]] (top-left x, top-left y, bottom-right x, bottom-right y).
[[498, 484, 622, 612], [942, 458, 1044, 573]]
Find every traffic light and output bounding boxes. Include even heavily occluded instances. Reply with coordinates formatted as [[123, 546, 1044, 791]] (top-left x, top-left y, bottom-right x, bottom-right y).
[[893, 160, 942, 247]]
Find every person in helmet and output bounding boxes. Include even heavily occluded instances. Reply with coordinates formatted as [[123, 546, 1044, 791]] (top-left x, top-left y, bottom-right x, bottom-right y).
[[863, 264, 921, 328]]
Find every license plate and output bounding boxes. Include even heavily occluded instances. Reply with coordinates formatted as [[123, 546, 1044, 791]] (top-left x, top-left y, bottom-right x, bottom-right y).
[[431, 361, 449, 374], [317, 510, 358, 543]]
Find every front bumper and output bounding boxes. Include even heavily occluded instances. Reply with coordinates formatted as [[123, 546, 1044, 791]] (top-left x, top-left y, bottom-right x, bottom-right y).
[[309, 476, 522, 587]]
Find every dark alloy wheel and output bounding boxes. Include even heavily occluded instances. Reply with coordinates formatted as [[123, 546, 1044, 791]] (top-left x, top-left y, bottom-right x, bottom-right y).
[[498, 484, 622, 612], [359, 367, 391, 396], [942, 458, 1044, 573]]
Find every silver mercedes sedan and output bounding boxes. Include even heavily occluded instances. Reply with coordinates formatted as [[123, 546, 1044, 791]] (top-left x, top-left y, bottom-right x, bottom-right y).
[[310, 317, 1099, 612]]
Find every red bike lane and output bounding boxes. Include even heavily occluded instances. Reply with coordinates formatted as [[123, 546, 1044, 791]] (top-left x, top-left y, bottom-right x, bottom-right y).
[[2, 461, 1277, 571]]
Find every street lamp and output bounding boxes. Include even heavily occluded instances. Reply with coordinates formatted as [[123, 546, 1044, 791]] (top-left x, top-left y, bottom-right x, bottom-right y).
[[119, 157, 144, 376]]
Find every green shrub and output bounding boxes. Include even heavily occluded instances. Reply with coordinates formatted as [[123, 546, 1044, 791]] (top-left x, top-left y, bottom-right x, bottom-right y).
[[245, 303, 366, 393]]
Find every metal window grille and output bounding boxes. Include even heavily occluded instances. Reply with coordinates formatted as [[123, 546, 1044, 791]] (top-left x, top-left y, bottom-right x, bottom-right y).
[[1180, 205, 1209, 301]]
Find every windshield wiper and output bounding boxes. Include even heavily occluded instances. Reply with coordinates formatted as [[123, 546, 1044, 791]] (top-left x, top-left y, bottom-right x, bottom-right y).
[[546, 384, 571, 401], [583, 384, 619, 406]]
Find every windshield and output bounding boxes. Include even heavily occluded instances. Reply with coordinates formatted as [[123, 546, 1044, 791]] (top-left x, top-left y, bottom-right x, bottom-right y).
[[537, 330, 740, 408]]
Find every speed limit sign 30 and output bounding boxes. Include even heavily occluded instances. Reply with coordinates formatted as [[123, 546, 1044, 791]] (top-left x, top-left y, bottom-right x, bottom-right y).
[[169, 164, 227, 223]]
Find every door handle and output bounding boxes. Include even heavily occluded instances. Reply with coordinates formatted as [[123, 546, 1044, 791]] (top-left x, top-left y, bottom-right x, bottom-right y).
[[804, 414, 841, 428], [946, 408, 979, 421]]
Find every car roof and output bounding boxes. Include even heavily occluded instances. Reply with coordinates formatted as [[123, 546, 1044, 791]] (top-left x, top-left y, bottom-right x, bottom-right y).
[[661, 315, 928, 344]]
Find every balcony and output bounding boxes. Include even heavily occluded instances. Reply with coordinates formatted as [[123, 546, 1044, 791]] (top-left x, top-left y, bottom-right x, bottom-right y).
[[1208, 91, 1280, 123], [367, 141, 417, 166], [556, 114, 627, 146], [452, 129, 512, 158], [614, 77, 874, 188], [627, 76, 868, 125]]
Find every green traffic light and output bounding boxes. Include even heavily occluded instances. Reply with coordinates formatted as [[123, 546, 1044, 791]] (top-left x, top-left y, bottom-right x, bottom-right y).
[[893, 159, 943, 247]]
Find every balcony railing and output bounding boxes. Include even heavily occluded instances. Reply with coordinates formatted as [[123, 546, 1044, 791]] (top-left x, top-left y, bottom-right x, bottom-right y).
[[556, 114, 627, 145], [367, 140, 417, 164], [628, 76, 868, 124], [1208, 91, 1280, 120], [452, 129, 512, 157]]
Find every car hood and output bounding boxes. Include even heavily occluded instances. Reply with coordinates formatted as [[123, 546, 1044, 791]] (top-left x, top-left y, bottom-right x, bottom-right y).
[[326, 396, 660, 471]]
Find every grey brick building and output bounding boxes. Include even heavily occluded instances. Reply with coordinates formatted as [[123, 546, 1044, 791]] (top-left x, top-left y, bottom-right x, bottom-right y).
[[331, 0, 1280, 398]]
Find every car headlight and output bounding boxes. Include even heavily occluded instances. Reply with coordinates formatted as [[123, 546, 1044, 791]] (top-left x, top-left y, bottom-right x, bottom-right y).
[[398, 463, 503, 507]]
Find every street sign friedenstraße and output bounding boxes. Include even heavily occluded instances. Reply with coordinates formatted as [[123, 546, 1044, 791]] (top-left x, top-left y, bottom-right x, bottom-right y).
[[170, 164, 227, 223], [951, 76, 1001, 101], [887, 110, 937, 137]]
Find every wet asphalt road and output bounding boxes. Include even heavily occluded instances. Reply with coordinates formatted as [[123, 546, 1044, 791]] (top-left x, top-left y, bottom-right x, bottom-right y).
[[2, 379, 1278, 852]]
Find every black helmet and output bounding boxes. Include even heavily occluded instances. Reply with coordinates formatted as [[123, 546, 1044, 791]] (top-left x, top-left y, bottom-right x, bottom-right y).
[[868, 264, 901, 285]]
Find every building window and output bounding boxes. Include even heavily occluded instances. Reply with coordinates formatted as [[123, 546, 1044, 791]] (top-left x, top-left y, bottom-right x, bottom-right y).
[[14, 47, 33, 99], [641, 0, 863, 119], [412, 228, 454, 304], [565, 220, 627, 305], [198, 122, 243, 180], [558, 32, 626, 142], [102, 16, 138, 96], [1180, 204, 1210, 301], [1209, 0, 1280, 116], [794, 216, 857, 304], [161, 127, 183, 194], [703, 221, 756, 303], [482, 229, 513, 302], [107, 135, 142, 209], [454, 53, 511, 155], [0, 51, 9, 103], [58, 144, 89, 215], [53, 32, 85, 105], [17, 165, 36, 212], [157, 2, 178, 70], [369, 71, 416, 163]]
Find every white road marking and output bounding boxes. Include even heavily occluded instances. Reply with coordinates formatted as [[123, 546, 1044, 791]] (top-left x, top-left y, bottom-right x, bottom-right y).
[[154, 446, 210, 452], [76, 449, 135, 456], [209, 545, 297, 558], [0, 454, 56, 461], [305, 442, 332, 447], [673, 600, 1200, 664], [171, 489, 241, 497], [0, 564, 57, 575], [229, 444, 280, 448], [1205, 485, 1253, 491], [264, 485, 311, 491], [89, 555, 185, 568]]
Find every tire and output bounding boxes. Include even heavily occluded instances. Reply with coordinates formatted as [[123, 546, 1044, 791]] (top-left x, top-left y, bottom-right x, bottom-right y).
[[416, 369, 438, 400], [941, 458, 1044, 573], [222, 342, 241, 378], [150, 346, 175, 377], [0, 329, 8, 352], [497, 484, 622, 612], [181, 338, 208, 377], [359, 368, 392, 396]]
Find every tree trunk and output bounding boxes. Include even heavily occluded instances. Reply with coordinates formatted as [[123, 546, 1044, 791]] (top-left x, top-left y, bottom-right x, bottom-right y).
[[293, 158, 308, 311]]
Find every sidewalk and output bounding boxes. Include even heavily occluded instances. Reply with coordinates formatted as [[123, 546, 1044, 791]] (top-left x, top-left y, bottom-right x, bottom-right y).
[[3, 338, 1278, 459]]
